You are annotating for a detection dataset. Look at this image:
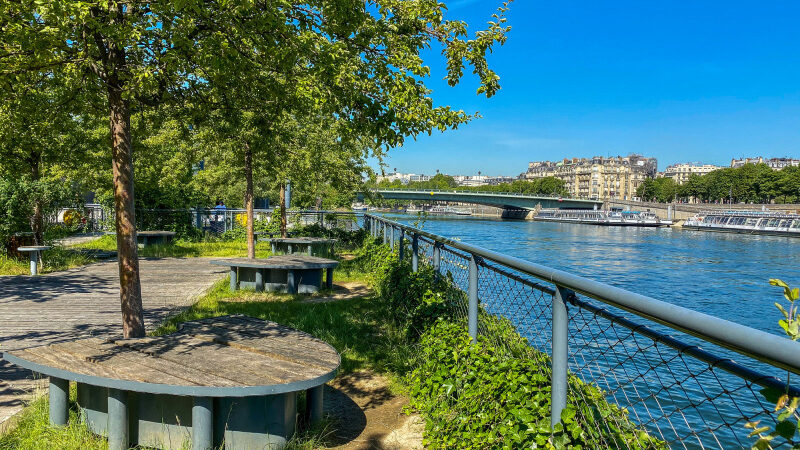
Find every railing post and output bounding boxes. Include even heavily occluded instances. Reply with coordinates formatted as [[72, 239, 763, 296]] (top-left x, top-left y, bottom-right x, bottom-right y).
[[468, 254, 479, 343], [551, 286, 572, 426], [390, 226, 395, 251], [433, 243, 441, 282], [399, 229, 405, 261], [411, 233, 419, 272], [383, 222, 388, 245]]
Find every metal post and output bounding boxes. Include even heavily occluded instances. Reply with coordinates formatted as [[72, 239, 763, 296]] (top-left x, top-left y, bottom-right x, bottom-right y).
[[255, 270, 264, 292], [192, 396, 213, 450], [49, 377, 69, 426], [398, 229, 405, 261], [107, 388, 129, 450], [390, 226, 395, 250], [551, 286, 571, 426], [433, 243, 441, 282], [229, 267, 237, 292], [306, 385, 324, 424], [29, 251, 38, 276], [287, 270, 297, 294], [383, 223, 387, 245], [411, 234, 419, 273], [468, 254, 479, 343], [326, 268, 334, 289]]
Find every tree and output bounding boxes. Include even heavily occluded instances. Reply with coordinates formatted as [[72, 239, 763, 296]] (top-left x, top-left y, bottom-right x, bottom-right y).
[[0, 70, 94, 244]]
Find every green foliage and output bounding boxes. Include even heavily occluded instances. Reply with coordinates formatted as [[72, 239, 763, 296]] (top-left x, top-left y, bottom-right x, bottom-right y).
[[376, 177, 568, 197], [637, 177, 679, 203], [641, 164, 800, 204], [408, 321, 665, 449], [0, 178, 81, 249], [748, 279, 800, 448]]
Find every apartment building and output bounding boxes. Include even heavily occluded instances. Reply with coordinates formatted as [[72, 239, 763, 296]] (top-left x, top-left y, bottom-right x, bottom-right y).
[[522, 154, 657, 200], [662, 163, 722, 184], [730, 157, 800, 170]]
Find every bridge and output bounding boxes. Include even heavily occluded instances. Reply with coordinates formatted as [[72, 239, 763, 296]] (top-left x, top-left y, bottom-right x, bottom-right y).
[[369, 189, 603, 214]]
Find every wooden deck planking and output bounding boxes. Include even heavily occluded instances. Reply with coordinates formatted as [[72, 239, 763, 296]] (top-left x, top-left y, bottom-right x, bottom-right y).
[[0, 257, 226, 423], [6, 316, 338, 392]]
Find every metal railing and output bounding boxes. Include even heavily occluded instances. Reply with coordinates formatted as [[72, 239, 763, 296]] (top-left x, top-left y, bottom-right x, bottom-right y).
[[363, 213, 800, 448]]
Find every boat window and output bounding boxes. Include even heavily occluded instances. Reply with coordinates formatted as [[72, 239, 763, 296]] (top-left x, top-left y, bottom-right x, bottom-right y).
[[767, 219, 781, 227], [779, 219, 791, 228], [745, 218, 758, 226]]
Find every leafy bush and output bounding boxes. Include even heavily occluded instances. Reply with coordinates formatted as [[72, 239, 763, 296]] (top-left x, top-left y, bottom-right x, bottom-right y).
[[409, 321, 665, 449], [0, 178, 81, 250], [351, 233, 663, 449]]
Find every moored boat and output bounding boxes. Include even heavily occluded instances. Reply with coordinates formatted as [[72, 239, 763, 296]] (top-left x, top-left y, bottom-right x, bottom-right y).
[[684, 211, 800, 237], [427, 206, 472, 216], [535, 209, 670, 227]]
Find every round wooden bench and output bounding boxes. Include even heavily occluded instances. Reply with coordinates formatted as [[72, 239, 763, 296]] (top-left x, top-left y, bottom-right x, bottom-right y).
[[17, 245, 51, 275], [261, 237, 337, 258], [210, 255, 338, 294], [2, 315, 339, 450], [136, 231, 176, 247]]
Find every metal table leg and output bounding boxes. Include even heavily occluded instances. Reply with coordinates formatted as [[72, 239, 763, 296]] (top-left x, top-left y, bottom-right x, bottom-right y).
[[307, 385, 324, 424], [107, 388, 128, 450], [192, 396, 213, 450], [49, 377, 69, 426]]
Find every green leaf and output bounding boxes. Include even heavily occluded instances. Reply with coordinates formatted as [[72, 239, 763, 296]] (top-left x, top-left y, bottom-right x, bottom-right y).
[[775, 420, 797, 439]]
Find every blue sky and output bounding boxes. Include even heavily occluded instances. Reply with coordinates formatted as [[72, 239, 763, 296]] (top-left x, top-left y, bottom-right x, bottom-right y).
[[377, 1, 800, 176]]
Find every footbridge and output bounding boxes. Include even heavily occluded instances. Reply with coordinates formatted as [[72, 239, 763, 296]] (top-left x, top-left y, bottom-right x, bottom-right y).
[[370, 189, 602, 214]]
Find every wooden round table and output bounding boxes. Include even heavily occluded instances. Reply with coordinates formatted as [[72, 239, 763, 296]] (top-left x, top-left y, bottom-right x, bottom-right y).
[[262, 237, 337, 258], [211, 255, 339, 294], [2, 315, 339, 450]]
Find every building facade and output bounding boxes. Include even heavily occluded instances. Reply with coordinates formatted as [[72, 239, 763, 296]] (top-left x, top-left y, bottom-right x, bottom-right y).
[[522, 154, 657, 200], [730, 157, 800, 170], [662, 163, 722, 184]]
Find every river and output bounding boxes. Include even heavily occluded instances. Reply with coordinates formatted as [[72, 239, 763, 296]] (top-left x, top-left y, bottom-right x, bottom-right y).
[[382, 212, 800, 448], [389, 213, 800, 337]]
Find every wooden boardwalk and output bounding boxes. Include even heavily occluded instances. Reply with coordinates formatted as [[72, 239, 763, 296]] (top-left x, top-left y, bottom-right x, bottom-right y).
[[0, 257, 226, 424]]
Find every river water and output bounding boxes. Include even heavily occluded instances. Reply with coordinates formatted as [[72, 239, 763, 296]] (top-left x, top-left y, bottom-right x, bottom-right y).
[[383, 213, 800, 448], [389, 213, 800, 336]]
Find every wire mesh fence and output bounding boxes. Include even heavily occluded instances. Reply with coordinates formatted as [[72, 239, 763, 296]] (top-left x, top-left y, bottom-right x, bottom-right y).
[[365, 214, 800, 449]]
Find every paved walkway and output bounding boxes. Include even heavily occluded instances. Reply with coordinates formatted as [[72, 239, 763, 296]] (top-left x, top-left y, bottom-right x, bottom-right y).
[[0, 257, 226, 424]]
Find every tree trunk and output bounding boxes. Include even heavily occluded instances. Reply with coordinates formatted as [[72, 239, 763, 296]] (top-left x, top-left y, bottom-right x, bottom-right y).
[[29, 157, 44, 246], [244, 144, 255, 259], [109, 84, 145, 338], [279, 184, 287, 238]]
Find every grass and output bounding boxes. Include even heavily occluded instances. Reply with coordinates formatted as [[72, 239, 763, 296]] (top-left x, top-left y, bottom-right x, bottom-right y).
[[75, 235, 274, 258], [0, 258, 412, 449], [0, 248, 97, 276]]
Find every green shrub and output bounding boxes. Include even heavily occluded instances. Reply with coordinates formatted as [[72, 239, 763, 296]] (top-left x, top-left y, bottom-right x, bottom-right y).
[[408, 321, 666, 449]]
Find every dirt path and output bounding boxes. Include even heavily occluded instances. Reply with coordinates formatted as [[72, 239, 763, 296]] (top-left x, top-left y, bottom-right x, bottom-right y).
[[325, 370, 423, 450]]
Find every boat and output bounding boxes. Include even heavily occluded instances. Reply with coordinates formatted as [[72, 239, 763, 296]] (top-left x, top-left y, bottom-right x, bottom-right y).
[[534, 209, 670, 227], [427, 206, 472, 216], [683, 211, 800, 237], [351, 203, 368, 211], [406, 206, 424, 213]]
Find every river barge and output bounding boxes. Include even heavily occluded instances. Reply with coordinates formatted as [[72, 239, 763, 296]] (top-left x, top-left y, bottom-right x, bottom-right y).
[[534, 209, 670, 227], [684, 211, 800, 236]]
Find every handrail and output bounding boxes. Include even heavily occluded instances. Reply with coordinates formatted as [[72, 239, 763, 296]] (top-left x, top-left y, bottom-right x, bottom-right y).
[[365, 213, 800, 375]]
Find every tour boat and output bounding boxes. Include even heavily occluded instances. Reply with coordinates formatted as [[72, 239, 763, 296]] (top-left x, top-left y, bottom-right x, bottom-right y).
[[427, 206, 472, 216], [534, 209, 670, 227], [406, 206, 424, 213], [684, 211, 800, 237]]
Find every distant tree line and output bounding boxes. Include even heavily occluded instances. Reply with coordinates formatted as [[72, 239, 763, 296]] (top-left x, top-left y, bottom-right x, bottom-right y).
[[636, 164, 800, 204], [376, 174, 568, 196]]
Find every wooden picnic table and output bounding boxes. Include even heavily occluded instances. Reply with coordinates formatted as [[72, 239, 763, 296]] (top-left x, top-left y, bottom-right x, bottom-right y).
[[2, 315, 339, 450], [136, 231, 176, 247], [262, 237, 337, 258], [16, 245, 51, 275], [210, 254, 338, 294]]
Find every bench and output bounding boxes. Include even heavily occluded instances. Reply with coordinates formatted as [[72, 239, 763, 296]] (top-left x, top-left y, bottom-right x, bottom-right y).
[[136, 231, 176, 247], [2, 315, 339, 450], [17, 245, 51, 275], [262, 237, 337, 258], [210, 255, 338, 294]]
